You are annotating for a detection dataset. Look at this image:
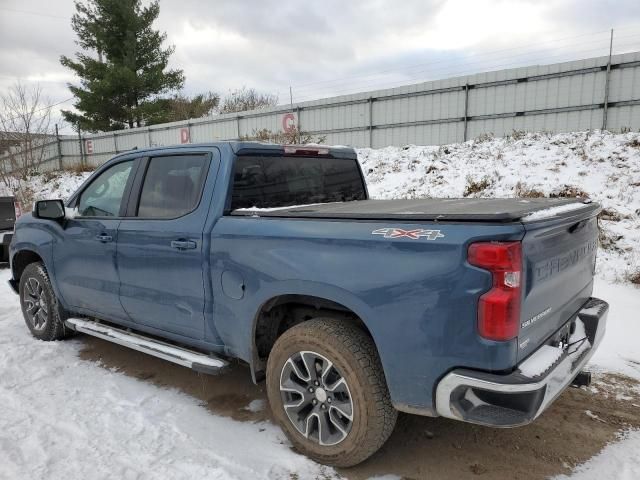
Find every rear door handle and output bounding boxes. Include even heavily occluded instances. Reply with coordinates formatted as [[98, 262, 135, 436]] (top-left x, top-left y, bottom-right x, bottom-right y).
[[171, 240, 197, 250], [95, 234, 113, 243]]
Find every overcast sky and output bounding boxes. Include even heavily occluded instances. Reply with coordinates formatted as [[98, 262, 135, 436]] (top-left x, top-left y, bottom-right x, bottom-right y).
[[1, 0, 639, 132]]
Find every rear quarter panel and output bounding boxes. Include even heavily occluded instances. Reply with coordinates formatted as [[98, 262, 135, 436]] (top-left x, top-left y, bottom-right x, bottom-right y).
[[210, 216, 525, 412]]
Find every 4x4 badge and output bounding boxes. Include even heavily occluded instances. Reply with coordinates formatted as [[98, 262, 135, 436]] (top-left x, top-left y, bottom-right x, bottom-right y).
[[372, 228, 445, 240]]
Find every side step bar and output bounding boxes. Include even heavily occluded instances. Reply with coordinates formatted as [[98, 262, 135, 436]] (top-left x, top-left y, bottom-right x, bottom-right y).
[[65, 318, 228, 374]]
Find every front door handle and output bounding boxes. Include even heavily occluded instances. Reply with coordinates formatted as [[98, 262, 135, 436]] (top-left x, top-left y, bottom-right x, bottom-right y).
[[171, 240, 197, 250], [95, 234, 113, 243]]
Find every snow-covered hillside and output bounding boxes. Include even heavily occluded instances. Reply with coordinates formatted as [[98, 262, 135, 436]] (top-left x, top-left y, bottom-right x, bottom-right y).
[[359, 130, 640, 284], [3, 129, 638, 283], [0, 170, 91, 207]]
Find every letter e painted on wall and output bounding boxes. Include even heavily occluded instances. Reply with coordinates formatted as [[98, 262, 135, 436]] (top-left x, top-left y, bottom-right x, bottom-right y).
[[180, 128, 191, 144]]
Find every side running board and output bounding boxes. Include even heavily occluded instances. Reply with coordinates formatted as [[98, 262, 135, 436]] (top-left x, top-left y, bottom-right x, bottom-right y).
[[65, 318, 228, 374]]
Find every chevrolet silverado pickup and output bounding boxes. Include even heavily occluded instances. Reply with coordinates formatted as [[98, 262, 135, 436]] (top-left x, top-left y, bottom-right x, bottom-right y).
[[8, 142, 608, 467]]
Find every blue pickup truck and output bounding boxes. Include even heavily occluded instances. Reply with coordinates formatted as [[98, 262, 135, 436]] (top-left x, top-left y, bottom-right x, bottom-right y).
[[8, 142, 608, 467]]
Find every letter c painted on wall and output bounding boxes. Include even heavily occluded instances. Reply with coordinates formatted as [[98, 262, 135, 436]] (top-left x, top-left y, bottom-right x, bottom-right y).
[[282, 113, 295, 133]]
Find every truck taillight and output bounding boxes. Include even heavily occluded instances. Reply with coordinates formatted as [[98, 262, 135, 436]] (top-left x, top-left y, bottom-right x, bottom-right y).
[[15, 201, 23, 220], [468, 241, 522, 341]]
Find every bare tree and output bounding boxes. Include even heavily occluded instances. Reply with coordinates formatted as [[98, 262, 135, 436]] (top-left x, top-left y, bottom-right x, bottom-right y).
[[219, 87, 278, 114], [0, 82, 55, 204]]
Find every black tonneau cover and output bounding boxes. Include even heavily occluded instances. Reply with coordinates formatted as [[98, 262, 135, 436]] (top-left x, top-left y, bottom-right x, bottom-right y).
[[231, 198, 598, 223]]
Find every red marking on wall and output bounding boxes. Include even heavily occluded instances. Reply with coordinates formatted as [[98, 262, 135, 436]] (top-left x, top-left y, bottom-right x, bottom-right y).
[[85, 139, 93, 154], [180, 128, 190, 144], [282, 113, 296, 133]]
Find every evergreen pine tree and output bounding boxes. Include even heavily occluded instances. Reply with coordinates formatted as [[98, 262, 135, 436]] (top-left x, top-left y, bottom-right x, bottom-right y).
[[60, 0, 184, 131]]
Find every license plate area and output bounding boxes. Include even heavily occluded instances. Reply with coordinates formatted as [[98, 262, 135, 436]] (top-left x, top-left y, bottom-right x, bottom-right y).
[[547, 319, 574, 351]]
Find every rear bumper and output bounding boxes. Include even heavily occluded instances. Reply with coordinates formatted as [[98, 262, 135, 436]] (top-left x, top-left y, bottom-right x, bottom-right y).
[[435, 297, 608, 427]]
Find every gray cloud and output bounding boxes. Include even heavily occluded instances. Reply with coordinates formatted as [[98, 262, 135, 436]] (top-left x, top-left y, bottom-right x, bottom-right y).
[[1, 0, 639, 132]]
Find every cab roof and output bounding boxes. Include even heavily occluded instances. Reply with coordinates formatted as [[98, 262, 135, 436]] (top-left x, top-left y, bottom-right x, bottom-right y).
[[112, 141, 357, 160]]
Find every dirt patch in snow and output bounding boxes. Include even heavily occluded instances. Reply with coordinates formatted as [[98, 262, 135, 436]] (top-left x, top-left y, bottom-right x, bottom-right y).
[[79, 336, 640, 480]]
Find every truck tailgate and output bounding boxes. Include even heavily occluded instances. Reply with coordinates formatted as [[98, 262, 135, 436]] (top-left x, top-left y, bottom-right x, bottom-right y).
[[518, 205, 600, 361]]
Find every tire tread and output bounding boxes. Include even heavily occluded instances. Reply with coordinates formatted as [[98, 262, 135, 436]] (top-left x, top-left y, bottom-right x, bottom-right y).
[[267, 318, 397, 467], [20, 262, 72, 341]]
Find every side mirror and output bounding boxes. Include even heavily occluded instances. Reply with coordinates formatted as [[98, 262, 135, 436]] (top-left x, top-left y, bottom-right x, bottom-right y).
[[33, 199, 65, 221]]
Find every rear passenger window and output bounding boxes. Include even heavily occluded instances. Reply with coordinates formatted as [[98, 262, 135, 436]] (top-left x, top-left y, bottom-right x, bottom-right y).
[[137, 155, 209, 218], [231, 156, 366, 209]]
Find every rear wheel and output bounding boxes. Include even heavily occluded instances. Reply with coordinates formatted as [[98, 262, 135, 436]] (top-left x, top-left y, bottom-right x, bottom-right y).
[[19, 262, 71, 341], [266, 318, 397, 467]]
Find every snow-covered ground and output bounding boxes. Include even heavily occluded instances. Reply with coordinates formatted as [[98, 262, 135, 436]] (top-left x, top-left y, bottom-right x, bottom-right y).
[[0, 130, 638, 478], [554, 430, 640, 480], [0, 270, 637, 479], [0, 268, 332, 480]]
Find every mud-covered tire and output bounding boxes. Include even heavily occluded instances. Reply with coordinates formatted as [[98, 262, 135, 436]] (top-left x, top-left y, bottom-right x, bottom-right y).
[[266, 318, 397, 467], [19, 262, 72, 341]]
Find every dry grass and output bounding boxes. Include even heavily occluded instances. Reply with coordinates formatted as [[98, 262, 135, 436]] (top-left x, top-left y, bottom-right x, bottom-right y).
[[599, 208, 627, 222], [64, 163, 95, 174], [514, 181, 545, 198], [626, 138, 640, 148], [598, 226, 623, 252], [508, 129, 527, 141], [473, 132, 494, 144], [239, 127, 326, 145], [463, 175, 493, 196], [550, 185, 589, 198]]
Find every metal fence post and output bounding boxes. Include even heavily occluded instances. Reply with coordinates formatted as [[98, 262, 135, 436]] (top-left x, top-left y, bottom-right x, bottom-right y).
[[296, 106, 301, 144], [602, 29, 614, 131], [55, 124, 63, 170], [236, 116, 241, 140], [77, 123, 84, 167], [368, 97, 373, 148], [463, 84, 470, 142]]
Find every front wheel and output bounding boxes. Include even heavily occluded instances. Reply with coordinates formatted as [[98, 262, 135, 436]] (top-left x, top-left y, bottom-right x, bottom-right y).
[[19, 262, 71, 341], [266, 318, 397, 467]]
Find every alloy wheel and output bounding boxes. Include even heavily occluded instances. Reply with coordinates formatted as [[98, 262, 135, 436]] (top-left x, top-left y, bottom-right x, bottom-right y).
[[279, 350, 354, 446], [23, 277, 48, 331]]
